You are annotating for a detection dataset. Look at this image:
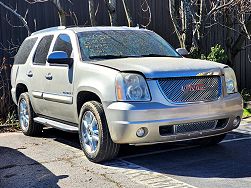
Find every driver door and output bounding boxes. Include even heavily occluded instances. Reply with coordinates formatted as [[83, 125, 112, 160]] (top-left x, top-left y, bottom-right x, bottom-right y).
[[42, 33, 75, 123]]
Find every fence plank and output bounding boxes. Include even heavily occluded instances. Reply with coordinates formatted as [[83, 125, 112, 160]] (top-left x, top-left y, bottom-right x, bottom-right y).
[[0, 0, 250, 90]]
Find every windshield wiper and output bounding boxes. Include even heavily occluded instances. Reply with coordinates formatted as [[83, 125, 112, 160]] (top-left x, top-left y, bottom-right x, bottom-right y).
[[140, 54, 175, 57], [89, 55, 132, 59], [89, 54, 177, 59]]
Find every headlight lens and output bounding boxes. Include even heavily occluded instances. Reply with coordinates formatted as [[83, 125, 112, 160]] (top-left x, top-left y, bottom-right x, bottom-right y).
[[224, 67, 238, 94], [116, 73, 151, 101]]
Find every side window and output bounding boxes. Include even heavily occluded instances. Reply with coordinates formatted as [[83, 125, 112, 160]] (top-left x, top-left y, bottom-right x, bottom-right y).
[[53, 34, 73, 57], [14, 37, 38, 65], [33, 35, 54, 65]]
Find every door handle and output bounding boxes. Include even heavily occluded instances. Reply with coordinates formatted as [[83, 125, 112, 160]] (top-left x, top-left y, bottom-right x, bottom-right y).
[[26, 71, 33, 77], [45, 73, 53, 80]]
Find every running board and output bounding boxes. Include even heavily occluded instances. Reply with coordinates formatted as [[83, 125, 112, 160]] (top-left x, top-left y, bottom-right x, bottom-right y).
[[34, 117, 78, 133]]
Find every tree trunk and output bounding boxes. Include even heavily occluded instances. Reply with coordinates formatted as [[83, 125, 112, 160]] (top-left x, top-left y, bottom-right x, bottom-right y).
[[169, 0, 193, 50], [225, 11, 234, 67], [224, 15, 251, 67], [169, 0, 184, 48], [0, 2, 31, 36], [195, 0, 206, 53], [122, 0, 133, 27], [51, 0, 67, 26], [58, 10, 66, 26], [231, 16, 251, 57], [104, 0, 118, 26], [88, 0, 97, 26], [0, 59, 14, 122], [181, 0, 193, 51]]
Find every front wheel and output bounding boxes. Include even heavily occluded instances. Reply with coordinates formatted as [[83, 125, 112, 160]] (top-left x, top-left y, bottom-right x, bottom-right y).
[[79, 101, 120, 163]]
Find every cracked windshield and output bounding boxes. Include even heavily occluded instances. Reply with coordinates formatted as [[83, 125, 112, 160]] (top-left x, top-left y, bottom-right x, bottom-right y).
[[78, 30, 180, 60]]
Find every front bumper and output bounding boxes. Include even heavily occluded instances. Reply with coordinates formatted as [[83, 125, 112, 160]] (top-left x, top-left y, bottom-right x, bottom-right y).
[[104, 93, 243, 145]]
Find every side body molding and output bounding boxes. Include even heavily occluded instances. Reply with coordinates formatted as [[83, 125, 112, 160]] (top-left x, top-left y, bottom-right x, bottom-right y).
[[32, 91, 73, 104], [32, 91, 43, 99]]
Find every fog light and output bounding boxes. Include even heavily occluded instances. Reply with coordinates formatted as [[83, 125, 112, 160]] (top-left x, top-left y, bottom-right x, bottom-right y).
[[233, 117, 241, 127], [136, 127, 147, 137]]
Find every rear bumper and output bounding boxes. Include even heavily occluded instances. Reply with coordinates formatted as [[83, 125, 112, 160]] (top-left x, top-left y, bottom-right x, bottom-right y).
[[104, 93, 243, 145]]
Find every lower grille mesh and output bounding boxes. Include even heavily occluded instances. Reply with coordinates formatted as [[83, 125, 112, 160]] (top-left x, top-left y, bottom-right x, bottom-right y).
[[159, 119, 228, 136], [175, 120, 217, 134]]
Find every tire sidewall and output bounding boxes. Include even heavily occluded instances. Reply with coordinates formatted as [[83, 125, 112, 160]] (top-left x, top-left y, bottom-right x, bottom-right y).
[[18, 93, 34, 135], [79, 102, 103, 160]]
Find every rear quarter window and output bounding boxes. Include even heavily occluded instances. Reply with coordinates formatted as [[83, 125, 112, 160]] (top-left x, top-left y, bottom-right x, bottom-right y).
[[14, 37, 38, 65]]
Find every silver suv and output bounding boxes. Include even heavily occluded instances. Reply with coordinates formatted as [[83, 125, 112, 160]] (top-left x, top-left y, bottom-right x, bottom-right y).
[[11, 26, 243, 162]]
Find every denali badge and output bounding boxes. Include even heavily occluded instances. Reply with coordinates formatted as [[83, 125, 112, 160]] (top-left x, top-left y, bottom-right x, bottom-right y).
[[181, 84, 206, 92]]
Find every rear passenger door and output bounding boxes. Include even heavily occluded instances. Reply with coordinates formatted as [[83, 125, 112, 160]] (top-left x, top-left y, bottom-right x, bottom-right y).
[[12, 37, 38, 104], [42, 33, 75, 123], [29, 35, 54, 115]]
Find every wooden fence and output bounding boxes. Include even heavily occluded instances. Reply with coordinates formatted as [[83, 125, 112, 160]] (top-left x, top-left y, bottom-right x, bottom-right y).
[[0, 0, 250, 91]]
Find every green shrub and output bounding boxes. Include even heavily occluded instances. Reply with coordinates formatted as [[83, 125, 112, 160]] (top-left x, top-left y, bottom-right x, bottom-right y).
[[243, 108, 251, 119], [5, 111, 18, 125], [189, 44, 227, 64], [207, 44, 227, 63]]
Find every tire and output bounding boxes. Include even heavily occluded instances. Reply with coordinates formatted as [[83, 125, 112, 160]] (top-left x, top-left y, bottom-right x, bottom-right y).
[[192, 134, 226, 146], [79, 101, 120, 163], [18, 92, 43, 136]]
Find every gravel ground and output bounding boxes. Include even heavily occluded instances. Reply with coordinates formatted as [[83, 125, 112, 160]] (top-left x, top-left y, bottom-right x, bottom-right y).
[[1, 120, 251, 188]]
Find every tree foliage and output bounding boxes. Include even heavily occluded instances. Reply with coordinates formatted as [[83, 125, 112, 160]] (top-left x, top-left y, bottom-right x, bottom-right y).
[[169, 0, 251, 67], [207, 44, 228, 63]]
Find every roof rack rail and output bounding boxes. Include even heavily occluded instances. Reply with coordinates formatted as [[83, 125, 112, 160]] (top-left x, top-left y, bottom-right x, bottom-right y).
[[65, 25, 88, 28], [31, 26, 66, 36]]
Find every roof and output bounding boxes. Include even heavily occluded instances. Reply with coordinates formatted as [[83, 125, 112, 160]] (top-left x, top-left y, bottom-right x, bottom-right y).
[[31, 26, 144, 36], [68, 26, 142, 33]]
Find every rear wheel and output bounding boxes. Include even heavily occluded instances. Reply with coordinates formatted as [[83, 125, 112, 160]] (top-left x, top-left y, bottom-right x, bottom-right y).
[[192, 134, 226, 146], [18, 92, 43, 136], [79, 101, 120, 163]]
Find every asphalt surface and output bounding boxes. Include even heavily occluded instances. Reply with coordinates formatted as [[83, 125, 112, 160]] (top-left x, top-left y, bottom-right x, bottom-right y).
[[1, 119, 251, 188]]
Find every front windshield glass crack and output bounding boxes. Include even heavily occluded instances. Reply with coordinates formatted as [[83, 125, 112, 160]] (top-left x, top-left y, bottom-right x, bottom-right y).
[[77, 30, 181, 60]]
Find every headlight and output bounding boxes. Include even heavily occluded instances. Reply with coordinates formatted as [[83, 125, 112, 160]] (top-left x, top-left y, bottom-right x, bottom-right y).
[[223, 67, 238, 94], [116, 73, 151, 101]]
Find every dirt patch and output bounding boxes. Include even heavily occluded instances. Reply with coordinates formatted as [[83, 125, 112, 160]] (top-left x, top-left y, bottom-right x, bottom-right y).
[[0, 125, 20, 133]]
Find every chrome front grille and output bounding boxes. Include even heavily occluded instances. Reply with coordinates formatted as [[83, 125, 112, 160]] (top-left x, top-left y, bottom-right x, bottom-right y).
[[158, 76, 222, 103], [175, 120, 217, 134]]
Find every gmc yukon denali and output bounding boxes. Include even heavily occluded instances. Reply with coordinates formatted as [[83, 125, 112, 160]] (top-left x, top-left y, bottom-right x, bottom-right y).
[[11, 26, 243, 162]]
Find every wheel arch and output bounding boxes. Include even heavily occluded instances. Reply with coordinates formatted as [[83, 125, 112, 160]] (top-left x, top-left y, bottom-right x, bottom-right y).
[[16, 83, 28, 102], [76, 89, 102, 117]]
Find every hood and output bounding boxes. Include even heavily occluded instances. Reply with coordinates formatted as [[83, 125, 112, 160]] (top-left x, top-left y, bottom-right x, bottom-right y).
[[89, 57, 227, 78]]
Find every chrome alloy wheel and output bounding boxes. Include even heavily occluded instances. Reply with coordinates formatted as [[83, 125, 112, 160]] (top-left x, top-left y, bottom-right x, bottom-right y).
[[19, 98, 29, 130], [81, 111, 99, 154]]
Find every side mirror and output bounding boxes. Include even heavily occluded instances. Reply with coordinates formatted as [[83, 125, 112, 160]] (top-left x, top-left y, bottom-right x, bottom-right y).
[[176, 48, 189, 57], [47, 51, 73, 67]]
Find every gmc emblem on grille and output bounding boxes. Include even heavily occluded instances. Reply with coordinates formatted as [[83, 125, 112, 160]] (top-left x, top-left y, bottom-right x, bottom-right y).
[[181, 84, 206, 92]]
